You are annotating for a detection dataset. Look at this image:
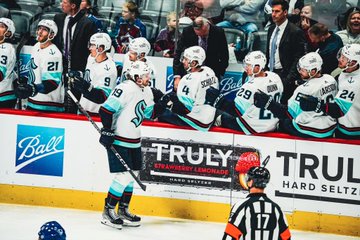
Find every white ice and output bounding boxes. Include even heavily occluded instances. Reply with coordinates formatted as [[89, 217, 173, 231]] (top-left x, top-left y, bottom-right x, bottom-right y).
[[0, 203, 358, 240]]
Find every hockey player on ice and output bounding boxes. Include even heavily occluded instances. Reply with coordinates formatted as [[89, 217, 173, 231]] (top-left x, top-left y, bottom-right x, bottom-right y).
[[15, 20, 64, 112], [299, 43, 360, 139], [158, 46, 219, 131], [69, 32, 117, 115], [206, 51, 284, 134], [0, 18, 17, 108], [98, 61, 151, 229], [254, 52, 338, 138]]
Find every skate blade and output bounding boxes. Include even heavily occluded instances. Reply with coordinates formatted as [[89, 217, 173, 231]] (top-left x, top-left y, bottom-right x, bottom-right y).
[[101, 219, 123, 229], [122, 219, 141, 227]]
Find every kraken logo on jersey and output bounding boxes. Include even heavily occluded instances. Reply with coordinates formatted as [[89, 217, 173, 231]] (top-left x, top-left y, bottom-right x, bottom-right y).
[[27, 58, 38, 83], [131, 100, 146, 127], [15, 124, 65, 177]]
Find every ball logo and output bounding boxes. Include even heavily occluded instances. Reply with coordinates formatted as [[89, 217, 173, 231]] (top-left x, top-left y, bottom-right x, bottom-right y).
[[15, 125, 65, 177]]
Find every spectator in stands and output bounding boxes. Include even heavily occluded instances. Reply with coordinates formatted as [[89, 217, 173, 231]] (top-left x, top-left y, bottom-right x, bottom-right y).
[[299, 44, 360, 139], [80, 0, 104, 32], [336, 8, 360, 45], [53, 0, 97, 113], [109, 1, 146, 54], [180, 1, 204, 23], [295, 4, 318, 51], [159, 46, 219, 132], [173, 16, 228, 90], [154, 12, 179, 58], [266, 0, 305, 103], [205, 51, 283, 135], [254, 52, 338, 138], [308, 23, 344, 75], [15, 20, 64, 112], [0, 18, 16, 109]]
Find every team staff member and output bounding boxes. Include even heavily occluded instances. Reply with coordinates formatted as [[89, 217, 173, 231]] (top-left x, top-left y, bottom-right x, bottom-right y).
[[223, 166, 291, 240]]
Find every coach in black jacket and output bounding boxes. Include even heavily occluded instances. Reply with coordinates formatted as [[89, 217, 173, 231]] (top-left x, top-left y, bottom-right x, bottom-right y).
[[266, 0, 305, 103], [173, 16, 229, 90]]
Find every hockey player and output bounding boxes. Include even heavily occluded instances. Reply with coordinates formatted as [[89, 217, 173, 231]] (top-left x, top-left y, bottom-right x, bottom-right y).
[[15, 20, 64, 112], [69, 32, 117, 115], [298, 44, 360, 139], [158, 46, 219, 131], [98, 60, 151, 229], [223, 166, 291, 240], [254, 52, 338, 138], [38, 221, 66, 240], [206, 51, 283, 134], [0, 18, 16, 108]]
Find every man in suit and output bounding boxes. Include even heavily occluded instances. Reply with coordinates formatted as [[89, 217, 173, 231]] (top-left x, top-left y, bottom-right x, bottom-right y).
[[53, 0, 96, 113], [173, 16, 229, 90], [266, 0, 305, 103]]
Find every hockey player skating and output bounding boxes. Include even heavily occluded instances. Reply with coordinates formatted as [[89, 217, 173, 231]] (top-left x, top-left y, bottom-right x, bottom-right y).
[[69, 32, 117, 115], [0, 18, 16, 108], [98, 60, 151, 229], [223, 166, 291, 240], [15, 20, 64, 112], [158, 46, 219, 131], [37, 221, 66, 240], [299, 44, 360, 139], [206, 51, 283, 134], [254, 52, 338, 138]]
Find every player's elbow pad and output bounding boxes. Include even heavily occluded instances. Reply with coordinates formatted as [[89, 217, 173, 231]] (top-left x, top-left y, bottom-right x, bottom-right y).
[[84, 88, 107, 104], [99, 106, 114, 129], [38, 81, 58, 94]]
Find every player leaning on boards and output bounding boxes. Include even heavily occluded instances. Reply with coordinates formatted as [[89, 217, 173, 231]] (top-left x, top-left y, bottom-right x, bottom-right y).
[[68, 32, 117, 115], [206, 51, 283, 134], [0, 18, 16, 108], [254, 52, 338, 138], [98, 61, 151, 229], [15, 20, 64, 112], [223, 166, 291, 240], [299, 43, 360, 139]]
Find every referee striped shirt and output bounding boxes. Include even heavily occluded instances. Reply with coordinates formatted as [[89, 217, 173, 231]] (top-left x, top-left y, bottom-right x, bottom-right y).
[[223, 193, 291, 240]]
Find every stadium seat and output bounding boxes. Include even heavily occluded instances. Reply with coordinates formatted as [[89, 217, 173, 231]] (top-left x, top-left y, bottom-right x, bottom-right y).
[[9, 9, 32, 40], [141, 19, 159, 42], [143, 0, 177, 12], [223, 28, 246, 47], [249, 31, 268, 54]]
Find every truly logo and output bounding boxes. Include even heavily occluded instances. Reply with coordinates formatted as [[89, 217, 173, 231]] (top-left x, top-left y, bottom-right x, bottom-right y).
[[15, 125, 65, 177]]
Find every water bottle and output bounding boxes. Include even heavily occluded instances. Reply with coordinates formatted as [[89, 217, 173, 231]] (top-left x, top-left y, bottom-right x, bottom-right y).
[[235, 36, 241, 52]]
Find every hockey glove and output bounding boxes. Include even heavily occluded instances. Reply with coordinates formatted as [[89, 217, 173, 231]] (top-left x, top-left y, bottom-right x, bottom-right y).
[[69, 71, 93, 95], [205, 87, 220, 106], [254, 90, 273, 109], [14, 83, 38, 99], [298, 93, 323, 112], [99, 128, 115, 148], [151, 87, 164, 103], [168, 92, 189, 115]]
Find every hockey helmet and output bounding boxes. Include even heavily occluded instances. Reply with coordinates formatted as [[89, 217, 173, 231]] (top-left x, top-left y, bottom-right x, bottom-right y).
[[38, 19, 58, 38], [128, 37, 151, 58], [0, 17, 15, 38], [183, 46, 206, 66], [338, 43, 360, 64], [128, 60, 151, 81], [297, 52, 323, 77], [38, 221, 66, 240], [246, 166, 270, 189], [89, 32, 112, 52], [244, 50, 267, 71]]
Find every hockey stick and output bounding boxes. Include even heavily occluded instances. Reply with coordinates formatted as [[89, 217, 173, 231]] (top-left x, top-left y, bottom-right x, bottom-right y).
[[262, 155, 270, 167], [15, 32, 31, 110], [66, 90, 147, 191]]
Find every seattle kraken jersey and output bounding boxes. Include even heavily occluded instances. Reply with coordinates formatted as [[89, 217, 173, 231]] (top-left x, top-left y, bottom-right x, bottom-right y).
[[101, 80, 146, 148], [234, 71, 283, 134], [27, 42, 64, 112], [176, 66, 219, 131], [223, 193, 291, 240], [0, 42, 16, 103], [80, 56, 117, 114], [288, 74, 338, 138], [143, 86, 155, 119], [335, 68, 360, 136]]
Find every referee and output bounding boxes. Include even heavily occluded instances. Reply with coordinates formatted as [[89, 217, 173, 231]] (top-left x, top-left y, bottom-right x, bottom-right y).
[[223, 166, 291, 240]]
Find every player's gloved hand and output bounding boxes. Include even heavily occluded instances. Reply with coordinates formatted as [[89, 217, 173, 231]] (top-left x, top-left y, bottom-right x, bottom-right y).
[[69, 71, 93, 94], [167, 92, 189, 115], [298, 93, 323, 112], [151, 87, 164, 103], [14, 82, 38, 99], [99, 128, 115, 148], [205, 87, 220, 106], [254, 90, 273, 109]]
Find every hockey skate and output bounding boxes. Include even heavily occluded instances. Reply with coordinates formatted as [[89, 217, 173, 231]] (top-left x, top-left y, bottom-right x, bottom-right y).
[[118, 204, 141, 227], [101, 205, 123, 229]]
